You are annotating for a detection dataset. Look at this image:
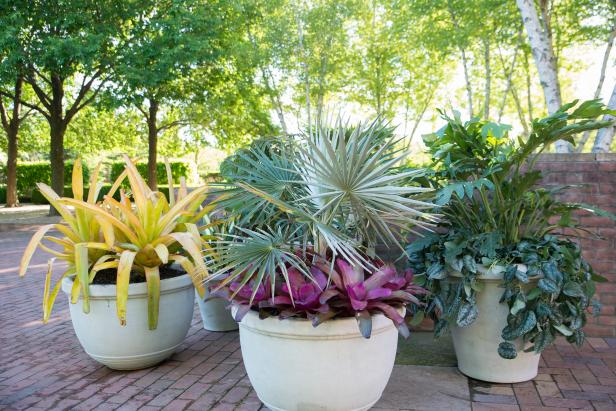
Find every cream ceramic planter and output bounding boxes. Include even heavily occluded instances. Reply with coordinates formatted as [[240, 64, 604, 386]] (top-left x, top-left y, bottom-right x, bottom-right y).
[[450, 265, 540, 383], [237, 308, 399, 411], [196, 295, 238, 332], [61, 273, 195, 370]]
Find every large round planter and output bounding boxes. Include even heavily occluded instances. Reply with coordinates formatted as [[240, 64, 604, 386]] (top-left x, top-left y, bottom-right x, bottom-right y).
[[450, 266, 540, 383], [61, 273, 195, 370], [196, 295, 238, 332], [237, 309, 399, 411]]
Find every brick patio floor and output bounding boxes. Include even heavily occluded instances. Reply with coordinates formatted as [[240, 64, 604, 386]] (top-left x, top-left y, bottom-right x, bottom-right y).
[[1, 227, 616, 411]]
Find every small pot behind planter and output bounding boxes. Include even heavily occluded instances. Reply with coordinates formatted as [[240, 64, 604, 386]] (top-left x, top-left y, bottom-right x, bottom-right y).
[[450, 266, 540, 383], [196, 295, 238, 332], [237, 308, 399, 411], [61, 274, 195, 370]]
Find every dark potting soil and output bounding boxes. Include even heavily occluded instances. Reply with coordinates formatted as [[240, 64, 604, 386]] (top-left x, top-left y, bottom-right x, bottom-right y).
[[91, 264, 185, 285]]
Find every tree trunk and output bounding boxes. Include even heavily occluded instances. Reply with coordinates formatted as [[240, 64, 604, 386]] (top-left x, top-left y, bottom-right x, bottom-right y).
[[511, 86, 530, 136], [4, 77, 24, 207], [516, 0, 570, 152], [6, 122, 19, 207], [315, 35, 332, 125], [461, 49, 473, 118], [577, 22, 615, 152], [497, 46, 519, 122], [247, 28, 289, 135], [409, 90, 435, 144], [48, 75, 66, 215], [592, 84, 616, 153], [523, 50, 534, 123], [147, 99, 159, 190], [49, 119, 66, 197], [448, 0, 473, 118], [295, 4, 311, 126], [264, 67, 289, 134], [484, 37, 491, 119], [594, 24, 616, 100]]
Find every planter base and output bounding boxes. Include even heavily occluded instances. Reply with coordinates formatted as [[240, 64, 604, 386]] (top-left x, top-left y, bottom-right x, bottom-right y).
[[450, 268, 540, 383], [238, 309, 398, 411], [62, 274, 195, 370], [196, 296, 238, 332], [262, 398, 379, 411], [452, 325, 540, 383], [85, 343, 184, 370]]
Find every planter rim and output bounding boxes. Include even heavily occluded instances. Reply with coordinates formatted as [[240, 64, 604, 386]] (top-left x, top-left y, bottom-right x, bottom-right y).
[[449, 263, 533, 282], [236, 306, 402, 340], [61, 272, 193, 299]]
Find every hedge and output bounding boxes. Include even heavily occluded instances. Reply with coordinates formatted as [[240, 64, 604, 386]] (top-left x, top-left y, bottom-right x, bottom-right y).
[[0, 161, 90, 199], [30, 184, 175, 205], [109, 161, 191, 184], [0, 185, 6, 203]]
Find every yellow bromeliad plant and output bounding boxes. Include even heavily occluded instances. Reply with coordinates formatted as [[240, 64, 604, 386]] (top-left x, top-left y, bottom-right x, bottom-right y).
[[19, 158, 112, 322], [20, 155, 214, 330]]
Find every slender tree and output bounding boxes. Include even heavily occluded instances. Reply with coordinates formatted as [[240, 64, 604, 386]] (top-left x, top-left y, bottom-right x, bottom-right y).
[[578, 11, 616, 151], [592, 84, 616, 153], [243, 0, 296, 134], [516, 0, 570, 151], [0, 76, 30, 207], [295, 0, 312, 125], [447, 0, 474, 118], [0, 9, 29, 207], [0, 0, 135, 205], [115, 0, 237, 189]]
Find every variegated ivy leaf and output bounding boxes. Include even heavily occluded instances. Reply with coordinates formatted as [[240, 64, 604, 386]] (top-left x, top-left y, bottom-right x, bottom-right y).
[[498, 342, 517, 359], [456, 302, 478, 327]]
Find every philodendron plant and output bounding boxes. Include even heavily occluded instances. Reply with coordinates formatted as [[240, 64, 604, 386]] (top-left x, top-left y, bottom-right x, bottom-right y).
[[209, 118, 437, 337], [20, 156, 214, 329], [407, 100, 616, 358]]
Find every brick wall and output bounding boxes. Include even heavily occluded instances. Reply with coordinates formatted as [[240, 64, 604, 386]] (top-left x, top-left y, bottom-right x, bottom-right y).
[[536, 153, 616, 337]]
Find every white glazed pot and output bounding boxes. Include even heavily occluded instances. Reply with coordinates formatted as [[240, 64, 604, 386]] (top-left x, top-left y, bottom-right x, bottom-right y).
[[237, 309, 399, 411], [196, 295, 238, 332], [61, 273, 195, 370], [450, 265, 540, 383]]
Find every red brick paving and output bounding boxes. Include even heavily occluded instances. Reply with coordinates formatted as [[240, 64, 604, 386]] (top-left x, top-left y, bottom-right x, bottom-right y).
[[0, 229, 263, 411], [2, 228, 616, 411], [469, 338, 616, 410]]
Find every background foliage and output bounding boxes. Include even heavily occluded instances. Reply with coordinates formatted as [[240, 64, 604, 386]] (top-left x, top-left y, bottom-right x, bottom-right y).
[[0, 0, 615, 202]]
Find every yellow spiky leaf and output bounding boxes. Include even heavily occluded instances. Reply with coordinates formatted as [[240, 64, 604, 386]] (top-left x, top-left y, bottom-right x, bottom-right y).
[[169, 255, 205, 298], [87, 162, 103, 203], [154, 244, 169, 264], [70, 275, 81, 304], [117, 250, 136, 326], [72, 158, 83, 201], [145, 266, 161, 330], [19, 224, 55, 277], [44, 268, 73, 323], [165, 158, 175, 206], [75, 244, 90, 313], [42, 258, 54, 321]]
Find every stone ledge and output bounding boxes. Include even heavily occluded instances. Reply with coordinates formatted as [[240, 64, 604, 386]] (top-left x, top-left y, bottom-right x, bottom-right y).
[[536, 153, 616, 162]]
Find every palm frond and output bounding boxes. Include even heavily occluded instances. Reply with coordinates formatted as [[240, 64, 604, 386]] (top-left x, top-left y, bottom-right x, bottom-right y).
[[213, 142, 304, 228], [207, 226, 312, 304], [297, 117, 437, 252]]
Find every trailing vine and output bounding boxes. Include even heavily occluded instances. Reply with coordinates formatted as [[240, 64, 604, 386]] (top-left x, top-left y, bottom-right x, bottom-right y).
[[409, 232, 603, 359]]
